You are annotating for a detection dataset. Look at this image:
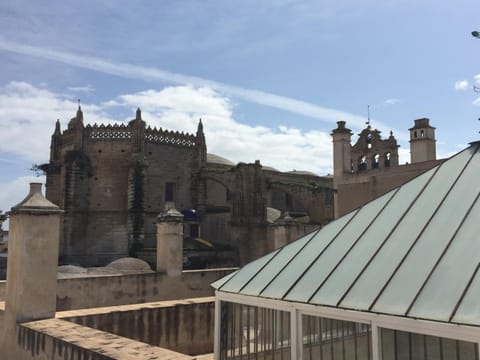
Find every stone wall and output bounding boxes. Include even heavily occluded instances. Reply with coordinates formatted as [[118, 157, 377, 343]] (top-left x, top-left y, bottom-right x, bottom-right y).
[[12, 318, 196, 360], [62, 297, 215, 356], [335, 160, 442, 217], [45, 110, 206, 267], [0, 268, 234, 311]]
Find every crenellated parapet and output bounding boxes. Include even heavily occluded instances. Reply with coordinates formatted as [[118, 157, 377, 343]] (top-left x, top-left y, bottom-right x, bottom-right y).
[[79, 121, 198, 149], [85, 123, 132, 140], [144, 126, 197, 148]]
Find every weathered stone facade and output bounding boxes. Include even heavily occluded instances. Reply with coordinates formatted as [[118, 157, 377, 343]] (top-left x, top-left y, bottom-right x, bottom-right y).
[[332, 118, 442, 218], [41, 107, 441, 268], [42, 107, 334, 267]]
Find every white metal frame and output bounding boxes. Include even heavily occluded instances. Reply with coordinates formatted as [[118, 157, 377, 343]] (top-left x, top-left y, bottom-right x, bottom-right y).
[[215, 290, 480, 360]]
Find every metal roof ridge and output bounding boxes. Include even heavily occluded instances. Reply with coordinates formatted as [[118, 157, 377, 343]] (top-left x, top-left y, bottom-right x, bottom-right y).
[[336, 163, 441, 310], [307, 188, 400, 304], [280, 208, 361, 301], [256, 227, 321, 296]]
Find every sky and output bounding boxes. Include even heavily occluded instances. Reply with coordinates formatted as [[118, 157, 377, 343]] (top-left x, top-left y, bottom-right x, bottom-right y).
[[0, 0, 479, 218]]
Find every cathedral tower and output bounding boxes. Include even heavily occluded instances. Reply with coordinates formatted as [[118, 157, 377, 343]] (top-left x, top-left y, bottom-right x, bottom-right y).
[[409, 118, 436, 163]]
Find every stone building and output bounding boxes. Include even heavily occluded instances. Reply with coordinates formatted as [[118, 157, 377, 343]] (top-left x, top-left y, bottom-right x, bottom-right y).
[[41, 107, 333, 267], [332, 118, 442, 218], [39, 105, 442, 269]]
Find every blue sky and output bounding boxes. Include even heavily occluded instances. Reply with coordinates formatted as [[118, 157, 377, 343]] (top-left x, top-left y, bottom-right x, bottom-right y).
[[0, 0, 479, 215]]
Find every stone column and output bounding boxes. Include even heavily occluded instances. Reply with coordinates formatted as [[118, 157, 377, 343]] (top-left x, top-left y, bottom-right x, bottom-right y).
[[156, 208, 184, 276], [1, 183, 62, 355]]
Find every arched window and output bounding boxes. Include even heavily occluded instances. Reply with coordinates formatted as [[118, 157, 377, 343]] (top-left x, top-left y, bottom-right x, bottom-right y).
[[358, 155, 367, 171], [366, 133, 372, 149], [372, 154, 380, 169], [384, 152, 391, 168]]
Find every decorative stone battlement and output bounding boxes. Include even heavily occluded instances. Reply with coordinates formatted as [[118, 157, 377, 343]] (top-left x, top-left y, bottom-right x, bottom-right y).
[[145, 126, 196, 147], [85, 123, 132, 140], [83, 123, 197, 148]]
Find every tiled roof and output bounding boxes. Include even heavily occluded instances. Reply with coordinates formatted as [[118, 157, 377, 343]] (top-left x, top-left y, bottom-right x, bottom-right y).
[[213, 142, 480, 326]]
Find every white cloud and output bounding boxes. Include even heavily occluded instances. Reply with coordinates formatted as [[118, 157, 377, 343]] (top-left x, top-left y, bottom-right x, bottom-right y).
[[397, 148, 410, 165], [383, 98, 400, 105], [0, 82, 334, 176], [0, 82, 115, 162], [67, 85, 95, 93], [454, 80, 469, 91], [0, 175, 45, 225], [0, 39, 381, 131], [110, 86, 334, 174]]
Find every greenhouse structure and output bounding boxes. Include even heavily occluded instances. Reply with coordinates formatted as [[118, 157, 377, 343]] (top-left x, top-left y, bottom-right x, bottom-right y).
[[212, 141, 480, 360]]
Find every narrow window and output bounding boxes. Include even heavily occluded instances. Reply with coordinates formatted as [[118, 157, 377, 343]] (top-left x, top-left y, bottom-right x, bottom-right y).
[[189, 224, 199, 238], [384, 152, 391, 168], [372, 154, 380, 169], [286, 193, 293, 210], [366, 133, 373, 149], [358, 155, 367, 171], [165, 182, 176, 202]]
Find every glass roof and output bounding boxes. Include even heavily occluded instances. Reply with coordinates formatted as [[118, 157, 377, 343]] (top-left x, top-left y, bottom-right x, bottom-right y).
[[213, 142, 480, 327]]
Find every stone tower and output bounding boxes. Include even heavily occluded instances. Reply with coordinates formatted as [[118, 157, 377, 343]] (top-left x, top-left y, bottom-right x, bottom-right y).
[[331, 121, 353, 179], [409, 118, 436, 163], [42, 108, 208, 266]]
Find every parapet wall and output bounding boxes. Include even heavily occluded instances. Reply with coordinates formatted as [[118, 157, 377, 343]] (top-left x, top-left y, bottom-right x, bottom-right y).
[[84, 123, 198, 148], [0, 268, 234, 311], [61, 297, 215, 356], [14, 318, 196, 360]]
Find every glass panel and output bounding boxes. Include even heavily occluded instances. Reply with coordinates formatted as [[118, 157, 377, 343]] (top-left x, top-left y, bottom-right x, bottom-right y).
[[381, 328, 395, 360], [313, 172, 431, 307], [242, 233, 315, 296], [373, 150, 480, 315], [302, 314, 371, 360], [220, 301, 291, 359], [220, 249, 280, 293], [458, 340, 477, 360], [409, 198, 480, 321], [442, 338, 458, 359], [396, 331, 410, 360], [211, 269, 239, 290], [380, 328, 478, 360], [411, 332, 426, 360], [425, 335, 441, 360], [342, 149, 473, 311], [261, 211, 356, 299], [286, 192, 393, 303]]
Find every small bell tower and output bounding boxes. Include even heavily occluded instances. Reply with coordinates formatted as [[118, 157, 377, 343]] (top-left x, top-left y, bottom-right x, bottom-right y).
[[409, 118, 436, 163]]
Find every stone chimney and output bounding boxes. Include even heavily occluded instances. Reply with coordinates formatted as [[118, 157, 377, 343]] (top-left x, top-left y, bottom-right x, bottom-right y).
[[156, 207, 184, 276], [1, 183, 62, 355]]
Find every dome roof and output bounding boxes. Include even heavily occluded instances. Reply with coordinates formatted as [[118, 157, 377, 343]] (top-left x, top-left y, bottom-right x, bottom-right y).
[[262, 165, 279, 172], [287, 170, 319, 176], [105, 257, 153, 273], [207, 153, 234, 166]]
